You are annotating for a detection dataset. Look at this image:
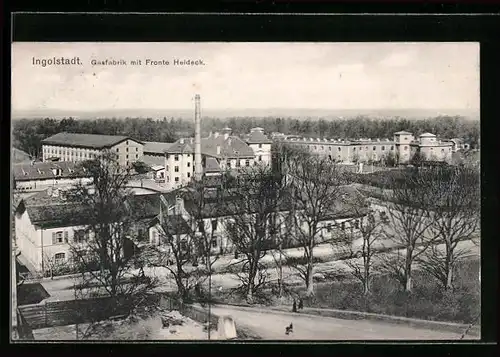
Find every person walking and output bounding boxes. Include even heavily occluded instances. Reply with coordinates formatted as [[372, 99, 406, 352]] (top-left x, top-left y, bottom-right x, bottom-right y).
[[298, 298, 304, 310], [292, 299, 297, 313]]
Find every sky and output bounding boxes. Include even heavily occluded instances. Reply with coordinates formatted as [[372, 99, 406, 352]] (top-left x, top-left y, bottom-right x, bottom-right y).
[[12, 42, 480, 113]]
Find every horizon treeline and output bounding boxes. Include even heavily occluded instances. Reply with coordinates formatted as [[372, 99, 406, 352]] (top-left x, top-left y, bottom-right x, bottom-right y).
[[12, 115, 480, 158]]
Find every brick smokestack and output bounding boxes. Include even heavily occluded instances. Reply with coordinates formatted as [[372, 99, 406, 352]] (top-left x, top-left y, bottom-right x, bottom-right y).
[[194, 94, 203, 181]]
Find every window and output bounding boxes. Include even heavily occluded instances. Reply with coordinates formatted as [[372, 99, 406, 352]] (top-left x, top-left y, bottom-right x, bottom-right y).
[[259, 144, 262, 148], [227, 162, 231, 169], [365, 146, 368, 150], [52, 231, 64, 244], [338, 147, 341, 152], [211, 220, 218, 231], [187, 162, 191, 167], [373, 146, 376, 151], [258, 156, 262, 161], [404, 146, 408, 151], [245, 160, 250, 167], [116, 148, 119, 152], [136, 154, 138, 159], [126, 155, 129, 159], [73, 229, 85, 243], [391, 146, 394, 150], [321, 146, 324, 150], [126, 148, 129, 152], [127, 140, 129, 145], [441, 148, 445, 152], [175, 177, 179, 182], [236, 160, 241, 167], [175, 166, 179, 172], [136, 147, 138, 152], [329, 147, 332, 151], [382, 146, 385, 151], [341, 222, 345, 231], [174, 155, 179, 161], [187, 172, 191, 178], [54, 253, 65, 263], [211, 239, 218, 248]]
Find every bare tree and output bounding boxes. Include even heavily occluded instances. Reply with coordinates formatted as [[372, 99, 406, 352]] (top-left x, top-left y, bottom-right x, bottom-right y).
[[222, 164, 284, 303], [68, 151, 158, 319], [417, 166, 480, 290], [337, 198, 385, 296], [284, 148, 348, 296], [380, 168, 437, 292]]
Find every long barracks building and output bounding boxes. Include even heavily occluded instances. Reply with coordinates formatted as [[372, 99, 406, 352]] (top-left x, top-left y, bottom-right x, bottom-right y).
[[280, 130, 453, 165]]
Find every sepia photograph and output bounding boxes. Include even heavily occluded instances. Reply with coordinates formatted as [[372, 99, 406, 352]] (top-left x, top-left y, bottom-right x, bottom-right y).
[[11, 42, 481, 341]]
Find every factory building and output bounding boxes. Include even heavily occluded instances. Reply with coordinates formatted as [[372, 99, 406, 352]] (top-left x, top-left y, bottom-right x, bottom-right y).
[[41, 132, 144, 167]]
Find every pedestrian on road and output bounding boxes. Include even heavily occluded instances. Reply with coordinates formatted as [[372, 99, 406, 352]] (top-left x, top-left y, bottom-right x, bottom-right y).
[[298, 298, 304, 310], [292, 299, 297, 313]]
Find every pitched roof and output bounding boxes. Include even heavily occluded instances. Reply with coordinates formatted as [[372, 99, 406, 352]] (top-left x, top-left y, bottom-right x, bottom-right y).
[[245, 130, 273, 144], [142, 141, 173, 155], [149, 215, 191, 236], [142, 156, 165, 167], [41, 132, 143, 149], [166, 135, 255, 158], [204, 157, 221, 173], [12, 161, 90, 181], [394, 131, 413, 135], [24, 203, 90, 228], [419, 132, 436, 137]]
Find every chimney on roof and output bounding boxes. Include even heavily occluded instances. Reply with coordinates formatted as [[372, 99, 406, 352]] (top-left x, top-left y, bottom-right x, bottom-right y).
[[194, 94, 203, 181], [217, 145, 221, 155]]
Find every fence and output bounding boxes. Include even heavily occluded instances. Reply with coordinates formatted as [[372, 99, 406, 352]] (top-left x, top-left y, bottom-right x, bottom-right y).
[[16, 308, 34, 340], [17, 295, 159, 332]]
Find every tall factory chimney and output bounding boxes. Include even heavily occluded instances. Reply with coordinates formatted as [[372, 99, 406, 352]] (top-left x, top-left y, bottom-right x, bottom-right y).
[[194, 94, 203, 181]]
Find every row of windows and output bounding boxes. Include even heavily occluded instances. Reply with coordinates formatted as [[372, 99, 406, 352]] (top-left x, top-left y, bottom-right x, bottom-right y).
[[116, 147, 139, 153], [52, 230, 87, 245], [44, 149, 97, 159]]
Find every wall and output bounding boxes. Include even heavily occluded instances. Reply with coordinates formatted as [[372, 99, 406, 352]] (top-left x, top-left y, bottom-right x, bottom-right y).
[[111, 140, 144, 167], [15, 208, 40, 270], [165, 152, 193, 191], [42, 145, 100, 162], [15, 177, 93, 192], [249, 143, 272, 165]]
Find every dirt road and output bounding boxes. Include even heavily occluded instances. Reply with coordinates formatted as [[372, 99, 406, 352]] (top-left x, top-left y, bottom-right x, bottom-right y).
[[210, 304, 477, 340]]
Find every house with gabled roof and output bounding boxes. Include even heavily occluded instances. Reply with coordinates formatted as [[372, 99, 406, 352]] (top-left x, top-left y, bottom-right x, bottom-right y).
[[13, 187, 187, 274]]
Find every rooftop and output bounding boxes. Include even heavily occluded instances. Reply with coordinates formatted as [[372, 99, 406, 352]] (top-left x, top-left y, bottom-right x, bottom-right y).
[[204, 157, 221, 173], [42, 132, 143, 149], [394, 131, 413, 135], [143, 141, 174, 155], [12, 161, 90, 181], [166, 135, 255, 158], [245, 129, 273, 144], [419, 132, 437, 137]]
